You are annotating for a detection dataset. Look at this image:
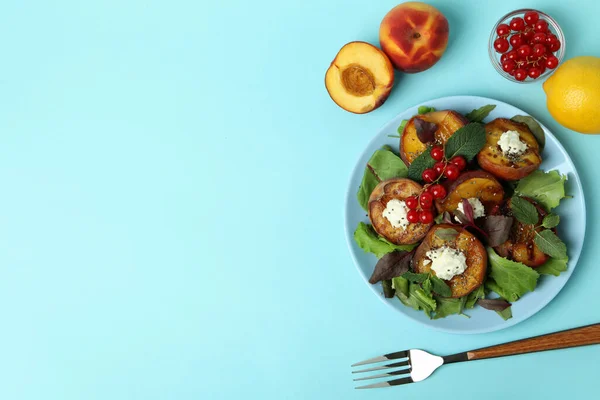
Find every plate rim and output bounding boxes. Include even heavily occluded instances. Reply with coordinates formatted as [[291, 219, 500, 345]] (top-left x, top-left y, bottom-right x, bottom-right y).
[[344, 95, 587, 334]]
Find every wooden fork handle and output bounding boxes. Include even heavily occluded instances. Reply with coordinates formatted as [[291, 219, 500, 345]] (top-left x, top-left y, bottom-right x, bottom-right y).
[[467, 323, 600, 361]]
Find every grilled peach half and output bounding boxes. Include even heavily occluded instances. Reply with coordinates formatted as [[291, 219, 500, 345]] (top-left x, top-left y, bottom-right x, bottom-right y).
[[435, 171, 505, 215], [400, 110, 467, 165], [413, 224, 487, 298], [477, 118, 542, 181], [368, 178, 433, 245], [495, 198, 550, 267]]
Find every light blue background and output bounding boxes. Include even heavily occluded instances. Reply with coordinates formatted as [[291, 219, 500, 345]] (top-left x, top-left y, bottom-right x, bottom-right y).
[[0, 1, 598, 399]]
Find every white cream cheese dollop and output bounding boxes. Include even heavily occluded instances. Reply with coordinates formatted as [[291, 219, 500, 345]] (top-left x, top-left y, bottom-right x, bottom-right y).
[[382, 199, 409, 229], [457, 198, 486, 219], [498, 130, 528, 156], [425, 246, 468, 280]]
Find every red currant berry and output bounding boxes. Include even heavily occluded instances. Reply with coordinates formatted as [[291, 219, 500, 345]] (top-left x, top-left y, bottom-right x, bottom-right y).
[[522, 29, 534, 42], [532, 43, 546, 57], [405, 196, 419, 209], [450, 156, 467, 171], [548, 41, 561, 52], [510, 17, 525, 31], [500, 53, 508, 63], [502, 59, 517, 73], [534, 20, 548, 32], [419, 192, 434, 209], [419, 210, 434, 224], [444, 164, 460, 180], [433, 161, 446, 176], [546, 34, 558, 45], [407, 209, 419, 223], [506, 50, 519, 60], [538, 63, 547, 75], [497, 23, 511, 36], [430, 184, 447, 199], [430, 146, 444, 161], [509, 34, 523, 48], [514, 68, 528, 81], [494, 37, 510, 53], [546, 55, 559, 69], [517, 44, 532, 57], [422, 168, 436, 183], [524, 11, 540, 26], [532, 32, 546, 44], [528, 67, 542, 79]]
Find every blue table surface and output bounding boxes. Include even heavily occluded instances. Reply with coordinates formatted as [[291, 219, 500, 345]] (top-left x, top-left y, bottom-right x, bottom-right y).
[[0, 1, 598, 399]]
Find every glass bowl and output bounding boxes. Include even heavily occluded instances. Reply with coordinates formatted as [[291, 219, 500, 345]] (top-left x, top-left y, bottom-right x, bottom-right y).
[[489, 9, 566, 83]]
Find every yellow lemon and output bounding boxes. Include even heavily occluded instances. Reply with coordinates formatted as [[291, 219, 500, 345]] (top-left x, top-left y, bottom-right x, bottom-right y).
[[543, 56, 600, 134]]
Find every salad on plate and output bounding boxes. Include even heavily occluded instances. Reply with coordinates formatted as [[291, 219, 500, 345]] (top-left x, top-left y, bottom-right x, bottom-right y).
[[355, 104, 568, 320]]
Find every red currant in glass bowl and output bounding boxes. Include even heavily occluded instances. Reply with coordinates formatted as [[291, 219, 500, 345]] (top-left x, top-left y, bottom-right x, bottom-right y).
[[489, 9, 565, 83]]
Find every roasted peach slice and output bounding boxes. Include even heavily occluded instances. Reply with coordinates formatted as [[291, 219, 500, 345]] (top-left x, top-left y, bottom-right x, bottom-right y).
[[413, 224, 487, 298], [435, 171, 504, 215], [400, 110, 467, 165], [368, 178, 433, 245], [477, 118, 542, 181], [325, 42, 394, 114], [495, 198, 549, 267]]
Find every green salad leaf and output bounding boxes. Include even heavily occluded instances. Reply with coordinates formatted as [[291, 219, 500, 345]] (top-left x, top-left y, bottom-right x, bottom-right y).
[[510, 196, 539, 224], [401, 271, 429, 283], [465, 104, 496, 122], [357, 146, 408, 210], [485, 279, 520, 302], [407, 147, 436, 181], [418, 105, 436, 114], [511, 115, 545, 149], [536, 257, 568, 276], [444, 123, 487, 161], [413, 286, 436, 316], [430, 276, 452, 297], [354, 222, 415, 258], [433, 296, 466, 319], [534, 230, 567, 259], [393, 276, 436, 318], [382, 280, 395, 298], [496, 306, 513, 321], [465, 285, 485, 309], [514, 170, 567, 211], [397, 119, 409, 134], [542, 214, 560, 229], [487, 247, 539, 300]]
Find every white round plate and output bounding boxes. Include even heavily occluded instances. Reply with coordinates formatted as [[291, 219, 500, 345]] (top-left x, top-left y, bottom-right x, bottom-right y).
[[344, 95, 586, 334]]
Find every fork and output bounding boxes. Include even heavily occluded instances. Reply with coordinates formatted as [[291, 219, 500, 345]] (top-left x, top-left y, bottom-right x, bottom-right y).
[[352, 323, 600, 389]]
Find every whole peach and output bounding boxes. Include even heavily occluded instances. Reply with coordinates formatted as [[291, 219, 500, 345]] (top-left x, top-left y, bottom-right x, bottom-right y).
[[379, 2, 449, 73]]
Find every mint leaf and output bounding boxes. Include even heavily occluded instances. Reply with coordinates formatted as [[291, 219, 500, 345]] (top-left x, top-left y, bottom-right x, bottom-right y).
[[354, 222, 416, 258], [465, 285, 485, 309], [511, 115, 545, 149], [485, 279, 520, 302], [496, 306, 513, 321], [534, 230, 567, 259], [536, 257, 568, 276], [407, 147, 435, 181], [542, 214, 560, 229], [433, 296, 466, 319], [431, 276, 452, 297], [487, 247, 539, 299], [510, 196, 539, 224], [514, 170, 567, 211], [401, 271, 429, 283], [397, 119, 409, 134], [418, 105, 436, 114], [357, 147, 408, 210], [382, 280, 395, 298], [369, 250, 413, 284], [465, 104, 496, 122], [444, 123, 487, 161]]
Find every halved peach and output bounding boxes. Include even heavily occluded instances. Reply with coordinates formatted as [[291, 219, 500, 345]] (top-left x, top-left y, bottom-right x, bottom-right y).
[[495, 198, 549, 267], [413, 224, 487, 298], [368, 178, 432, 245], [477, 118, 542, 181], [435, 171, 504, 215], [400, 110, 467, 165], [325, 42, 394, 114]]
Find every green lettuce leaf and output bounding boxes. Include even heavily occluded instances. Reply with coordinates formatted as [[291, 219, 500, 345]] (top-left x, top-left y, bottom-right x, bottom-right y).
[[465, 285, 485, 309], [357, 146, 408, 210], [514, 170, 567, 211], [487, 247, 539, 299], [485, 279, 520, 302], [433, 296, 466, 319], [393, 277, 436, 318], [354, 222, 415, 258], [536, 257, 568, 276], [496, 306, 513, 320], [418, 105, 436, 114]]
